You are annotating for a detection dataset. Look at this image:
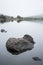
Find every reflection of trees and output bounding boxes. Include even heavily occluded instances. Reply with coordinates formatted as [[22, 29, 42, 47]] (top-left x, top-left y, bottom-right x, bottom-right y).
[[23, 17, 43, 21], [0, 15, 6, 23], [0, 15, 43, 23]]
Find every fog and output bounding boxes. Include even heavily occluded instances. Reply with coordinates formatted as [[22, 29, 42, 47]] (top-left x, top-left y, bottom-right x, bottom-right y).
[[0, 0, 43, 16]]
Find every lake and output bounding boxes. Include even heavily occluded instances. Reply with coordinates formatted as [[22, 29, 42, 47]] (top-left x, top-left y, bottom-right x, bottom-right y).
[[0, 21, 43, 65]]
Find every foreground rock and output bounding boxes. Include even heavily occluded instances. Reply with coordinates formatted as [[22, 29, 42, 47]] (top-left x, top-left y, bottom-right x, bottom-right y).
[[6, 34, 35, 55]]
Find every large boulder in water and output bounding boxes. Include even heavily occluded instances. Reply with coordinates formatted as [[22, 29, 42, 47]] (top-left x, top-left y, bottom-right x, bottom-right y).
[[6, 34, 35, 55]]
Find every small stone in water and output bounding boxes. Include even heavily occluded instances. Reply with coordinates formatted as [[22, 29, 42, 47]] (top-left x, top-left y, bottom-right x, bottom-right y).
[[32, 57, 42, 61], [0, 29, 7, 33]]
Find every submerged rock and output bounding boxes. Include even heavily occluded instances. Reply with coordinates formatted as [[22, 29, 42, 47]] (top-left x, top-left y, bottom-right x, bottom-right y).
[[0, 29, 7, 33], [32, 57, 42, 61], [6, 34, 35, 55]]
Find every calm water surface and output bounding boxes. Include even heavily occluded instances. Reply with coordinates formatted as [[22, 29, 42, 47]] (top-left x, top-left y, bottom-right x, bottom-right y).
[[0, 21, 43, 65]]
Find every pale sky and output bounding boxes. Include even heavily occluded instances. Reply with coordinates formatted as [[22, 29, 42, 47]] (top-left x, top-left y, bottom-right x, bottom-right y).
[[0, 0, 43, 17]]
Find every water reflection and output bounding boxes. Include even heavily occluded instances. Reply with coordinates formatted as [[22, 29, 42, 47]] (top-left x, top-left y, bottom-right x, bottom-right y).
[[0, 17, 43, 65], [0, 14, 43, 23]]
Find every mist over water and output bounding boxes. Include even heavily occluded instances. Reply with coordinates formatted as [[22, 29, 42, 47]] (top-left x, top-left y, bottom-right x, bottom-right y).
[[23, 15, 43, 21]]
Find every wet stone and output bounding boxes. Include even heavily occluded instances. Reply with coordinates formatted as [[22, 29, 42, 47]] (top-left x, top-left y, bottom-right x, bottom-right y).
[[0, 29, 7, 33], [6, 34, 35, 55], [32, 57, 42, 61]]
